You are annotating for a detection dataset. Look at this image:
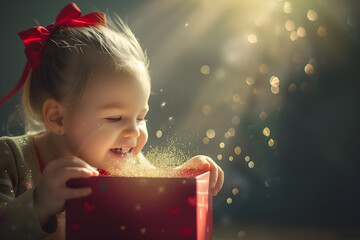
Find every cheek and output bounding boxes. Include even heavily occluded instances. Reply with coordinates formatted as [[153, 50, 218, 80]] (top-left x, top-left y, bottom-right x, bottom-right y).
[[137, 124, 148, 150]]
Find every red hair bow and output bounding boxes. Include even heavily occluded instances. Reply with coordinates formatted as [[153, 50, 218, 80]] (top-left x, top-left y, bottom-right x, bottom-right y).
[[0, 3, 106, 106]]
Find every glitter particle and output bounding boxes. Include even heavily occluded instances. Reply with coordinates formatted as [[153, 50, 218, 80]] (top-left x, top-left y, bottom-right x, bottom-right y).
[[260, 111, 267, 121], [245, 156, 250, 162], [156, 130, 163, 138], [270, 76, 280, 87], [259, 63, 269, 74], [271, 86, 280, 94], [120, 225, 126, 231], [247, 34, 258, 44], [234, 146, 241, 155], [245, 77, 254, 86], [203, 137, 210, 144], [217, 154, 223, 160], [307, 9, 318, 21], [248, 161, 255, 168], [288, 83, 297, 93], [290, 31, 299, 41], [200, 65, 211, 75], [297, 27, 306, 37], [285, 20, 295, 31], [304, 64, 314, 75], [265, 178, 272, 188], [160, 102, 167, 108], [268, 139, 275, 147], [206, 129, 216, 139], [219, 142, 225, 148], [232, 188, 239, 195], [226, 198, 232, 204], [284, 1, 292, 14], [229, 156, 234, 161], [140, 228, 146, 234], [317, 26, 327, 37], [263, 127, 270, 137]]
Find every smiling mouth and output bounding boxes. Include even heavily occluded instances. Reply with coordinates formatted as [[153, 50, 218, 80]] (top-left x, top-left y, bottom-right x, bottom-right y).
[[110, 147, 133, 157]]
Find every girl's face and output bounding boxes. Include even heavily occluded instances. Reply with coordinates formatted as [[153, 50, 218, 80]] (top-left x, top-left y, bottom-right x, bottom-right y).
[[61, 71, 151, 171]]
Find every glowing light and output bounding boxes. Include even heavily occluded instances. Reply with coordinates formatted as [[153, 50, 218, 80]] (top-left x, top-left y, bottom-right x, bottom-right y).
[[120, 225, 126, 231], [158, 186, 165, 194], [317, 26, 327, 37], [202, 104, 212, 116], [245, 156, 250, 162], [285, 20, 295, 31], [265, 178, 272, 188], [184, 23, 189, 27], [228, 128, 235, 137], [206, 129, 216, 139], [238, 231, 246, 238], [200, 65, 211, 75], [297, 27, 306, 37], [160, 102, 167, 108], [234, 146, 241, 155], [135, 203, 142, 211], [245, 76, 254, 86], [226, 198, 232, 204], [259, 63, 269, 74], [247, 34, 258, 44], [202, 137, 210, 144], [229, 156, 234, 161], [248, 161, 255, 168], [271, 86, 280, 94], [156, 130, 163, 138], [232, 93, 241, 103], [140, 228, 146, 234], [219, 142, 225, 148], [304, 63, 314, 75], [217, 154, 223, 160], [283, 1, 292, 14], [263, 127, 270, 137], [232, 115, 240, 125], [290, 31, 299, 41], [260, 111, 267, 121], [232, 188, 239, 195], [307, 9, 318, 21], [270, 76, 280, 87], [288, 83, 297, 93], [268, 139, 275, 147]]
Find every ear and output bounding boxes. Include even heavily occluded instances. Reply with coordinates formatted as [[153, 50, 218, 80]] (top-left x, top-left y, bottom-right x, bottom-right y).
[[42, 99, 67, 135]]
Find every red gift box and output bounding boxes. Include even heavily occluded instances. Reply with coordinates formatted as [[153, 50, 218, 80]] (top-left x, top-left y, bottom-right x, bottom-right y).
[[66, 170, 212, 240]]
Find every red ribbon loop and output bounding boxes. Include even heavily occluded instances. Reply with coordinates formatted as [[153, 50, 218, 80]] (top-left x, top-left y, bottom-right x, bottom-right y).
[[0, 3, 106, 106]]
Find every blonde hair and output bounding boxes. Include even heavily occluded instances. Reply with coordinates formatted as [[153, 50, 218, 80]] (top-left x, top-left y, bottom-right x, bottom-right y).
[[20, 17, 149, 134]]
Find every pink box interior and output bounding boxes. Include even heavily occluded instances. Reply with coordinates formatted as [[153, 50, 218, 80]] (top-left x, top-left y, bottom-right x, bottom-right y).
[[66, 170, 212, 240]]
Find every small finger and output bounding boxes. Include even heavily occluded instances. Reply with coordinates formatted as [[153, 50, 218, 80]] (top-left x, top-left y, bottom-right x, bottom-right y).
[[59, 187, 92, 200], [209, 164, 218, 189], [58, 167, 96, 183], [212, 168, 224, 196]]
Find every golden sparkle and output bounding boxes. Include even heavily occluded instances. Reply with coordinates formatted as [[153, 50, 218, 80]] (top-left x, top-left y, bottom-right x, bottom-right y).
[[271, 86, 280, 94], [217, 154, 223, 160], [245, 156, 250, 162], [232, 188, 239, 195], [219, 142, 225, 148], [158, 186, 165, 194], [270, 76, 280, 87], [206, 129, 216, 139], [263, 127, 270, 137], [268, 139, 275, 147], [248, 161, 255, 168], [140, 228, 147, 234], [160, 102, 167, 108], [200, 65, 211, 75], [156, 130, 163, 138], [297, 27, 306, 37], [304, 63, 314, 75], [202, 137, 210, 144], [232, 93, 241, 103], [202, 104, 212, 116], [226, 198, 233, 204], [234, 146, 241, 155], [247, 34, 258, 44], [229, 156, 234, 161], [317, 26, 327, 37], [290, 31, 299, 41], [245, 76, 254, 86], [285, 20, 295, 31], [260, 111, 267, 121], [307, 9, 318, 21], [120, 225, 126, 231], [283, 1, 292, 14]]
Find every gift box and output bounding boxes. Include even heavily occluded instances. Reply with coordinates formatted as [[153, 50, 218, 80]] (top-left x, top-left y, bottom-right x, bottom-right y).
[[66, 170, 212, 240]]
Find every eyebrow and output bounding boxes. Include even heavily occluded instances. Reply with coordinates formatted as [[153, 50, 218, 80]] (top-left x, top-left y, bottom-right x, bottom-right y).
[[98, 103, 149, 112]]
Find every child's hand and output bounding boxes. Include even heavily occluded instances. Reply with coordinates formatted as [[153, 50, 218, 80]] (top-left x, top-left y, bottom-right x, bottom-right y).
[[34, 157, 99, 227], [177, 155, 224, 196]]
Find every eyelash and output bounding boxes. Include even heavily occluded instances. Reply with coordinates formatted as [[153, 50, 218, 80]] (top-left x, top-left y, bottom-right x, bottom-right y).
[[105, 117, 147, 123]]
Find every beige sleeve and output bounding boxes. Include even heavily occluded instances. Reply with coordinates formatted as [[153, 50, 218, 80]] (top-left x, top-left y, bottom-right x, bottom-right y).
[[0, 139, 51, 239]]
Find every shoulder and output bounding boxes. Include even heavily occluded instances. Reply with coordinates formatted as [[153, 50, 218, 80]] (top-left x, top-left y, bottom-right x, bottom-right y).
[[0, 135, 34, 156]]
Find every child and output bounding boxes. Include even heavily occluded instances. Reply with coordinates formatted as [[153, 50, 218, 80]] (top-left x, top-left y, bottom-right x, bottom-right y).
[[0, 3, 224, 239]]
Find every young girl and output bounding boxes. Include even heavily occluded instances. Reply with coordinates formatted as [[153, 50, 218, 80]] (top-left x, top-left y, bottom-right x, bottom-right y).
[[0, 3, 224, 239]]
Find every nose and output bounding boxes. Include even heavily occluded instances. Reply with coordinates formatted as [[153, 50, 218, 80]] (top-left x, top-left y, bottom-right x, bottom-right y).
[[121, 119, 140, 139]]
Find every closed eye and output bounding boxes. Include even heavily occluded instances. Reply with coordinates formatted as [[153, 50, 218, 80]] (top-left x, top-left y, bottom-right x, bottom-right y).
[[137, 118, 148, 123], [106, 116, 122, 122]]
